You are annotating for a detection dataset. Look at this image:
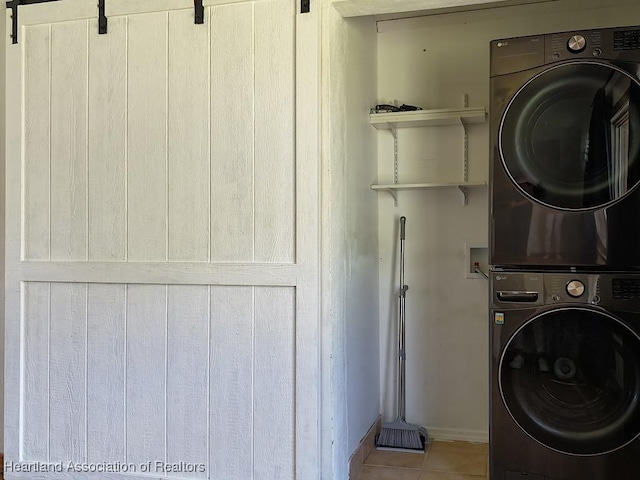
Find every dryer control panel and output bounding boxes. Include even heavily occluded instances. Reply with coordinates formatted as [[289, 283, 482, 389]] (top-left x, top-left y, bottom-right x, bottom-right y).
[[543, 26, 640, 63], [549, 30, 603, 59], [491, 26, 640, 76], [612, 278, 640, 299], [614, 29, 640, 51]]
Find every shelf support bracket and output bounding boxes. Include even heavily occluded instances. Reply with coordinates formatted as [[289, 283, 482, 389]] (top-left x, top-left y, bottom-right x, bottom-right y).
[[371, 186, 399, 207], [458, 186, 469, 206], [386, 188, 398, 207]]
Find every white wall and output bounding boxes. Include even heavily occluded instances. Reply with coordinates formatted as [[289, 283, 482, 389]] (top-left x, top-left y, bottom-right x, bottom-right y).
[[321, 7, 349, 478], [321, 5, 379, 478], [376, 0, 640, 441], [344, 15, 380, 456], [1, 6, 5, 451]]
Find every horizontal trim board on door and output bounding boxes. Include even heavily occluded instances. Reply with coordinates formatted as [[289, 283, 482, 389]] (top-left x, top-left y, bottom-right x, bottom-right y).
[[21, 261, 300, 286], [110, 0, 267, 16], [17, 0, 284, 26]]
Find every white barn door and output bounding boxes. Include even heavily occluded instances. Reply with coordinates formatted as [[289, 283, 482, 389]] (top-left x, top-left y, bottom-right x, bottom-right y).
[[4, 0, 319, 478]]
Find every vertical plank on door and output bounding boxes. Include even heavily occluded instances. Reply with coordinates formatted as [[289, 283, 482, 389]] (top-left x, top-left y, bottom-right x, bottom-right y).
[[50, 20, 88, 261], [168, 9, 210, 262], [23, 282, 50, 460], [127, 13, 168, 262], [87, 284, 126, 463], [167, 286, 209, 478], [49, 283, 87, 462], [210, 3, 254, 262], [126, 284, 166, 467], [254, 287, 295, 480], [209, 286, 253, 479], [254, 0, 295, 263], [23, 25, 51, 261], [88, 17, 127, 261], [293, 0, 321, 475]]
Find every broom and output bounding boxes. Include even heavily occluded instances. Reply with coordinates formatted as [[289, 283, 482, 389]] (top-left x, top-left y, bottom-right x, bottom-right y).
[[376, 216, 428, 453]]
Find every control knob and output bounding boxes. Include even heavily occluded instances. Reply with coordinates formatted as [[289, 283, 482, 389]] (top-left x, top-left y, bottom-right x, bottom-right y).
[[567, 34, 586, 53], [567, 280, 585, 298]]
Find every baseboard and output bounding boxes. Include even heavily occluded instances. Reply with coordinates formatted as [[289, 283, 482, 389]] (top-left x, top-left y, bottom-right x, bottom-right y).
[[426, 427, 489, 444], [348, 416, 381, 480]]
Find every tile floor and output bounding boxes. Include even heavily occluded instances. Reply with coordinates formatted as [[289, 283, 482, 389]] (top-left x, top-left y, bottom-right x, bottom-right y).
[[356, 440, 489, 480]]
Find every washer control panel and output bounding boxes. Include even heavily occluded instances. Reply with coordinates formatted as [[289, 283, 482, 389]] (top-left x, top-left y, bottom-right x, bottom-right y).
[[492, 272, 640, 309]]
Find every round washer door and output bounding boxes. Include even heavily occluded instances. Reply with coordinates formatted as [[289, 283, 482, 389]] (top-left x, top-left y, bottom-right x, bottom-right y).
[[499, 61, 640, 211], [499, 307, 640, 455]]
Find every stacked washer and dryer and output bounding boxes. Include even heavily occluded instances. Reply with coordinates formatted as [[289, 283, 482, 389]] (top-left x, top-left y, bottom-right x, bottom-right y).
[[489, 27, 640, 480]]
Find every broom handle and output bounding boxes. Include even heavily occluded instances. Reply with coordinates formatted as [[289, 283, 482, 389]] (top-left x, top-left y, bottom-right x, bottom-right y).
[[398, 216, 408, 421]]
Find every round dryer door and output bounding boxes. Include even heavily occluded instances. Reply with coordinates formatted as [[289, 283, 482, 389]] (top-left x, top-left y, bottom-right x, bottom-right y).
[[500, 61, 640, 211], [499, 307, 640, 455]]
